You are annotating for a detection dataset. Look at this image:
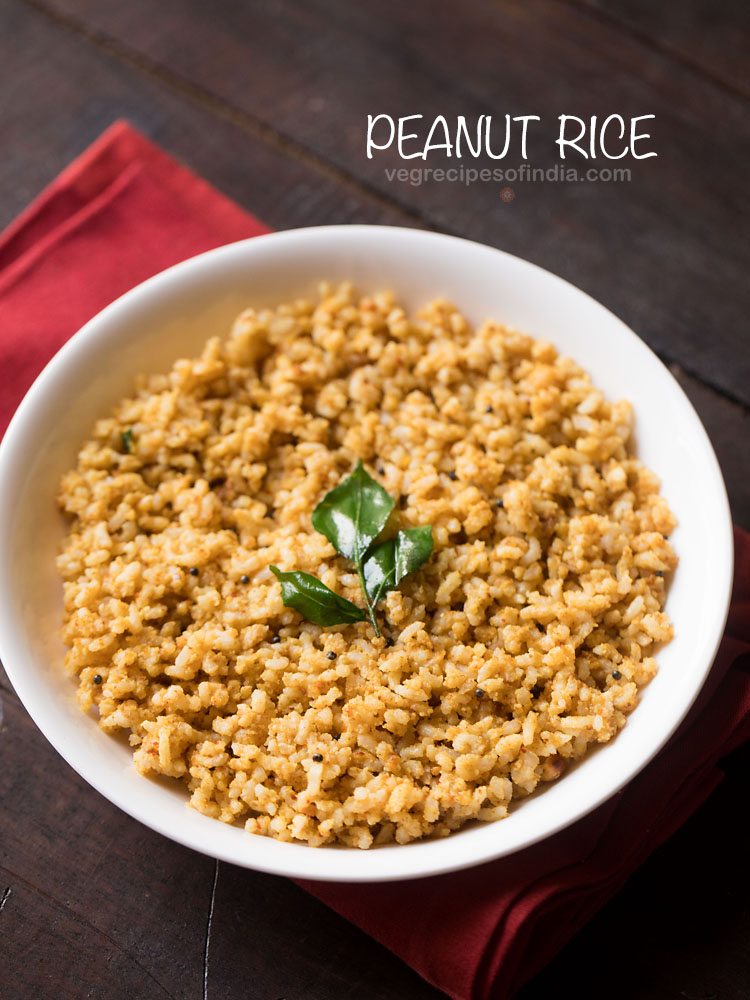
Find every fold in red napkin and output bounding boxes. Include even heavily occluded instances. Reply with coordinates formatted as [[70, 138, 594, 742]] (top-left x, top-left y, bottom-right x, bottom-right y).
[[0, 121, 268, 435], [2, 122, 748, 1000]]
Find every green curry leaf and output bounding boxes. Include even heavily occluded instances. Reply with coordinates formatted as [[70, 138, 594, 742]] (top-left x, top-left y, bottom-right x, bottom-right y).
[[270, 566, 366, 627], [270, 463, 434, 638], [121, 428, 135, 454], [363, 526, 434, 606], [312, 461, 394, 565]]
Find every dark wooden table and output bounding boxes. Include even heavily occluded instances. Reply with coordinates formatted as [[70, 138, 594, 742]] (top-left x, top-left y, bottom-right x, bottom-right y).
[[1, 2, 748, 997]]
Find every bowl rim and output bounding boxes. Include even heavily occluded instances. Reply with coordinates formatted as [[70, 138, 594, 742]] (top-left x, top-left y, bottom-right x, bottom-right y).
[[0, 224, 734, 882]]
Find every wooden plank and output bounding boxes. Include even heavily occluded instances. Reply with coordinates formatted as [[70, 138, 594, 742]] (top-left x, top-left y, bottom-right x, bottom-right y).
[[0, 665, 446, 999], [28, 0, 750, 408], [4, 0, 749, 532], [0, 692, 212, 1000], [574, 0, 750, 98], [0, 1, 407, 235], [672, 366, 750, 528], [205, 868, 444, 1000], [3, 0, 750, 532]]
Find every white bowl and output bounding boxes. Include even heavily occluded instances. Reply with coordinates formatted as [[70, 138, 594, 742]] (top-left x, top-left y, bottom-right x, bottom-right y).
[[0, 226, 733, 882]]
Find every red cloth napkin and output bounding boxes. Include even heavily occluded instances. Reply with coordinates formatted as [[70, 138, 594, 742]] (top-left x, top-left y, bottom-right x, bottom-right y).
[[2, 122, 749, 1000], [0, 121, 269, 434]]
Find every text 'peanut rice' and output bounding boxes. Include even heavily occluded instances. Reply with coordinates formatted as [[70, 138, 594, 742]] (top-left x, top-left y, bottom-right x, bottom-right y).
[[57, 284, 677, 849]]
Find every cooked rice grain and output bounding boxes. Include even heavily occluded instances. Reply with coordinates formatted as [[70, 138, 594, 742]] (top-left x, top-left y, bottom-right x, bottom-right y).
[[57, 284, 677, 848]]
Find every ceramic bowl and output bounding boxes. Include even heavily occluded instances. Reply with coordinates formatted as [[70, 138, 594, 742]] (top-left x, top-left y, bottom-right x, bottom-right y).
[[0, 226, 733, 881]]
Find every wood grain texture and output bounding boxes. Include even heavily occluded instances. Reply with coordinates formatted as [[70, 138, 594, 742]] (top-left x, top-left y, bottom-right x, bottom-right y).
[[0, 1, 409, 235], [0, 669, 446, 1000], [4, 0, 749, 530], [672, 366, 750, 527], [29, 0, 750, 407], [1, 1, 749, 998], [2, 660, 748, 1000], [575, 0, 750, 98], [0, 686, 212, 1000]]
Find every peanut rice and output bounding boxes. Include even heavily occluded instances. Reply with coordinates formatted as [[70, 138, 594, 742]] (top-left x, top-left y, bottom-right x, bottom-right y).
[[57, 284, 677, 848]]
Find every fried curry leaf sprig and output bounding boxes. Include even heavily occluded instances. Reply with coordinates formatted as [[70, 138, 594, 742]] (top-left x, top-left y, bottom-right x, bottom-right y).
[[270, 461, 433, 637]]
